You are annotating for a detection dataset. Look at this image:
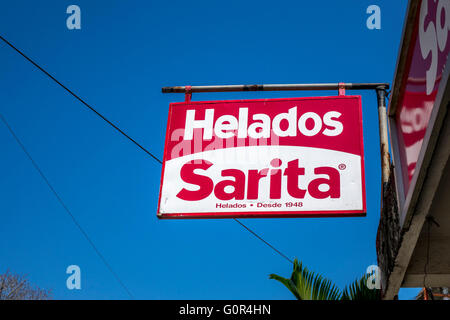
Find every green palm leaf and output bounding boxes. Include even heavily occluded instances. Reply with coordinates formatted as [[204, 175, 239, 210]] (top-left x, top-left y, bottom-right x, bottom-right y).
[[269, 258, 341, 300], [341, 273, 381, 300], [270, 259, 380, 300]]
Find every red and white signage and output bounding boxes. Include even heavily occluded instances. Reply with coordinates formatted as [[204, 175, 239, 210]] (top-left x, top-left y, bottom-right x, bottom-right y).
[[157, 96, 366, 219], [395, 0, 450, 194], [390, 0, 450, 224]]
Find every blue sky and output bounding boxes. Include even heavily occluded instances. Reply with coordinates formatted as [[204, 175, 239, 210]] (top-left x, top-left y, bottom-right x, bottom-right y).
[[0, 0, 420, 299]]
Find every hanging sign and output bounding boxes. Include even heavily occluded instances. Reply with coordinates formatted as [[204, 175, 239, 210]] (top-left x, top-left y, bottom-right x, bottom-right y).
[[389, 0, 450, 226], [158, 96, 366, 218]]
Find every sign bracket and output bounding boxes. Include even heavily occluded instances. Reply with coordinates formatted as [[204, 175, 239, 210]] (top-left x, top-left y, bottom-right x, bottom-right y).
[[185, 85, 192, 103], [338, 82, 346, 96]]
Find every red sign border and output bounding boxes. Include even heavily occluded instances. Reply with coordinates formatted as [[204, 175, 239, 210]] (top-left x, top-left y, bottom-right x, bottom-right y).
[[157, 95, 366, 219]]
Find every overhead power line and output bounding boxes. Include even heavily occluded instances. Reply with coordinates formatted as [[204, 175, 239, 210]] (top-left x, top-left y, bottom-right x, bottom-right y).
[[0, 113, 134, 299], [233, 218, 293, 264], [0, 35, 162, 165], [0, 34, 293, 272]]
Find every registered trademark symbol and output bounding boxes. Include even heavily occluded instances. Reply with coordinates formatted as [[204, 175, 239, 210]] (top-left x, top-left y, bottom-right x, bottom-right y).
[[338, 164, 346, 170]]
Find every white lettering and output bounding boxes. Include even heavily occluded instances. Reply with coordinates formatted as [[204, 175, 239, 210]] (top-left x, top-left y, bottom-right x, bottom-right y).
[[248, 113, 271, 138], [184, 109, 214, 140], [366, 5, 381, 30], [298, 112, 322, 136], [183, 107, 344, 140], [66, 5, 81, 30], [272, 107, 297, 137], [323, 111, 343, 136], [215, 115, 238, 139]]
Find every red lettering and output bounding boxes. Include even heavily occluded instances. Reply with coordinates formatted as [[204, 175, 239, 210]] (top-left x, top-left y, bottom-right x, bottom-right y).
[[176, 160, 214, 201], [284, 159, 307, 198], [269, 159, 282, 199], [176, 159, 341, 201], [247, 169, 268, 200], [214, 169, 245, 200], [308, 167, 341, 199]]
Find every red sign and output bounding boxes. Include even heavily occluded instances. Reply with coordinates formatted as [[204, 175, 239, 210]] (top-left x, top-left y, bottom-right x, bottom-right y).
[[157, 96, 366, 219], [395, 0, 450, 195]]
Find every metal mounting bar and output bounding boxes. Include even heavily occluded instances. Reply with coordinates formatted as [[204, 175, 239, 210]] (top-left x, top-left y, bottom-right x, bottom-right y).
[[162, 83, 389, 93], [376, 88, 391, 185]]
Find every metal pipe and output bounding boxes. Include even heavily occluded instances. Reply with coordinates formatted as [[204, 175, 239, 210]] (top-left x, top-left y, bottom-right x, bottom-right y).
[[162, 83, 389, 93], [376, 88, 391, 185]]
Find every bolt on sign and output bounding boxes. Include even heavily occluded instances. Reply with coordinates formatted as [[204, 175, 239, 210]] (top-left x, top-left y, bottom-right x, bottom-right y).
[[157, 96, 366, 219]]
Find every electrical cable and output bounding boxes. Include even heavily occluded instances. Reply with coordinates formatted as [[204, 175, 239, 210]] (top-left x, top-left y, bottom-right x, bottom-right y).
[[0, 34, 294, 270], [0, 35, 162, 165], [0, 113, 134, 299], [233, 218, 293, 264]]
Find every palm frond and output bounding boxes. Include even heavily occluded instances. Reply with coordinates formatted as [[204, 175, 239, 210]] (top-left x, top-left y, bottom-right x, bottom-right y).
[[270, 258, 341, 300], [341, 273, 381, 300], [268, 273, 301, 300]]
